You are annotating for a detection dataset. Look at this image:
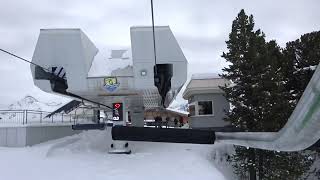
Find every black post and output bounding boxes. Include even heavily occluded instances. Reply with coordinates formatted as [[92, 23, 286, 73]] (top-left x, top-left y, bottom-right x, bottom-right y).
[[74, 110, 77, 124], [97, 110, 100, 124], [25, 110, 28, 124], [52, 115, 53, 123], [40, 112, 42, 123], [22, 111, 25, 125], [62, 113, 64, 123]]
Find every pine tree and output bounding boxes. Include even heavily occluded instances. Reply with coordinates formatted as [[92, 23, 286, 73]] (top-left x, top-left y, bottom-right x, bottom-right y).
[[283, 31, 320, 106], [221, 9, 267, 180], [221, 9, 267, 132], [221, 9, 314, 179], [282, 31, 320, 179]]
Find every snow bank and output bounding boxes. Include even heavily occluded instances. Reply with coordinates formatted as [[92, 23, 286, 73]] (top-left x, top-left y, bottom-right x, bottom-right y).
[[0, 129, 227, 180]]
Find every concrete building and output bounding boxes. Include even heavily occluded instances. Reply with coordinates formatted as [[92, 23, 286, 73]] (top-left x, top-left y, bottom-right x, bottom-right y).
[[182, 74, 230, 129]]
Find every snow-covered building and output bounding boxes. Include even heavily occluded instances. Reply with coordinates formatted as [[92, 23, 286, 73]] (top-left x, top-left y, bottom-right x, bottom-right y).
[[182, 73, 230, 129]]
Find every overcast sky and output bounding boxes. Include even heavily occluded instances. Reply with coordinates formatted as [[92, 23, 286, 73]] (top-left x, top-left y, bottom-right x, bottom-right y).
[[0, 0, 320, 108]]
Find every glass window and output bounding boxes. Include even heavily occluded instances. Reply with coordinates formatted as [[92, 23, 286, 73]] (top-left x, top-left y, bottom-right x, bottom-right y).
[[198, 101, 213, 115]]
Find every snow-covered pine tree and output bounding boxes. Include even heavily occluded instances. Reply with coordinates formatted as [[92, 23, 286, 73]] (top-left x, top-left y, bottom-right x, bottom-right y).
[[221, 9, 313, 179], [283, 31, 320, 107]]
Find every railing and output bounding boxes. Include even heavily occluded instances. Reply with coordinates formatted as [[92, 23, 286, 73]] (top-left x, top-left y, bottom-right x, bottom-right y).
[[0, 110, 93, 125]]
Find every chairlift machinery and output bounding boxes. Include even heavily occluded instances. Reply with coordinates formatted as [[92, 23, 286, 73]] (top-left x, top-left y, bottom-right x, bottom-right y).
[[28, 25, 320, 153], [1, 0, 319, 153]]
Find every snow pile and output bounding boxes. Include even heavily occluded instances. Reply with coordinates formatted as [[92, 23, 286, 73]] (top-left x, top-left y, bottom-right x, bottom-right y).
[[169, 102, 188, 112], [211, 144, 237, 180], [0, 129, 228, 180], [166, 107, 189, 116]]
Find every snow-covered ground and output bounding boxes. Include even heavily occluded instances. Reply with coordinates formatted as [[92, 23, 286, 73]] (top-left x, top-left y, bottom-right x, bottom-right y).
[[0, 128, 228, 180]]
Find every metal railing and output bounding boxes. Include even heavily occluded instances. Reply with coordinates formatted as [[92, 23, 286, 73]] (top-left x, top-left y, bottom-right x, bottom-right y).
[[0, 110, 93, 125]]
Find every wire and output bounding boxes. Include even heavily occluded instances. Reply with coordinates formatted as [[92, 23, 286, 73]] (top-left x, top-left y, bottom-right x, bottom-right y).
[[0, 48, 113, 110], [0, 48, 51, 72], [150, 0, 157, 73]]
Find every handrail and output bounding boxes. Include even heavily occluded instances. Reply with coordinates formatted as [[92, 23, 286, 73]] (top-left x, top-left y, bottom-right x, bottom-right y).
[[0, 109, 92, 125], [0, 109, 53, 113]]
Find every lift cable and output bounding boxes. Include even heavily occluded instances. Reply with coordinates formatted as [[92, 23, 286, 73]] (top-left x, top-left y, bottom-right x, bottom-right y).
[[0, 48, 113, 110], [0, 48, 51, 72], [150, 0, 157, 73]]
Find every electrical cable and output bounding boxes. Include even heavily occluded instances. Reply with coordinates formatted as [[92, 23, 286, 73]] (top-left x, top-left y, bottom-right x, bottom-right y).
[[0, 48, 113, 110], [0, 48, 51, 72], [150, 0, 157, 73]]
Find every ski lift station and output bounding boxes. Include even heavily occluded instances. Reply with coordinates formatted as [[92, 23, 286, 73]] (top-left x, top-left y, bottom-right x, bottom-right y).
[[1, 24, 320, 153], [1, 26, 187, 150]]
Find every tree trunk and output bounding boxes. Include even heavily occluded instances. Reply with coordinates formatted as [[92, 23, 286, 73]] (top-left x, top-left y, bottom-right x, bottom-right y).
[[249, 148, 257, 180], [258, 150, 264, 180]]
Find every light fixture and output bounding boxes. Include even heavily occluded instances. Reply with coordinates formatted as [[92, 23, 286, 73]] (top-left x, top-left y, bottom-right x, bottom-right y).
[[140, 70, 147, 76]]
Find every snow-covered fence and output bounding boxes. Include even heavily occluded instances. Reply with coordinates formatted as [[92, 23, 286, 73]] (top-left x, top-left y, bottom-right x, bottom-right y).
[[0, 110, 93, 125]]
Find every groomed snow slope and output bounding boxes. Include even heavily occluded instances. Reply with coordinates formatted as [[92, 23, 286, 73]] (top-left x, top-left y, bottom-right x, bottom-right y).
[[0, 129, 226, 180]]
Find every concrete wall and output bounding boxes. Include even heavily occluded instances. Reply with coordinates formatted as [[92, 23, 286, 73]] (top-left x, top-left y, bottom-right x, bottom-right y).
[[0, 124, 81, 147], [25, 125, 81, 146], [0, 127, 26, 147], [189, 93, 230, 129]]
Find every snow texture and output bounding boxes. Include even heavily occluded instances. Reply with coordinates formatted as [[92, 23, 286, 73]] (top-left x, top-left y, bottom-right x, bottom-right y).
[[191, 73, 220, 80], [0, 129, 228, 180], [88, 49, 133, 77], [166, 107, 189, 115]]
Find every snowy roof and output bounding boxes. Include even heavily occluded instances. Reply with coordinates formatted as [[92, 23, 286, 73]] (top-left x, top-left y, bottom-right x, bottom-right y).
[[183, 75, 230, 99], [191, 73, 220, 80]]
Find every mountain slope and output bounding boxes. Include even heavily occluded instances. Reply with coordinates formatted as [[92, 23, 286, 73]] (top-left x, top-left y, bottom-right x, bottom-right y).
[[7, 95, 62, 112]]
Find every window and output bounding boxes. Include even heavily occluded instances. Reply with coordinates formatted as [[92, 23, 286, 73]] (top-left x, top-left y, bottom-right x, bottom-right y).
[[198, 101, 213, 115]]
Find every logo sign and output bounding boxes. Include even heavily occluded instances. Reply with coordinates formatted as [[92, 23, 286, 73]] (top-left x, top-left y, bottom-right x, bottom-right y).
[[103, 77, 120, 92], [112, 103, 123, 121]]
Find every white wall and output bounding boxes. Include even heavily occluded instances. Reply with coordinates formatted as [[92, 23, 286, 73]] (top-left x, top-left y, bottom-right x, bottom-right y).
[[0, 125, 81, 147]]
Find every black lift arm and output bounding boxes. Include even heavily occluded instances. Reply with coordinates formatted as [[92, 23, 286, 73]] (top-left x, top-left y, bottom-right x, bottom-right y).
[[112, 126, 216, 144]]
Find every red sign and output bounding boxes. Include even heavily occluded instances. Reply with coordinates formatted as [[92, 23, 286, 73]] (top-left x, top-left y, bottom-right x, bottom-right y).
[[114, 103, 121, 109], [112, 103, 123, 121]]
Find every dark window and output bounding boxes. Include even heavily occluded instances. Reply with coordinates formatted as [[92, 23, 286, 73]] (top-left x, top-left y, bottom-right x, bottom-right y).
[[198, 101, 213, 115]]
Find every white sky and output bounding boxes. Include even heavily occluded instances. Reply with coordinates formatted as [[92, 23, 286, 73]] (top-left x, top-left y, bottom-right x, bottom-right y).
[[0, 0, 320, 107]]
